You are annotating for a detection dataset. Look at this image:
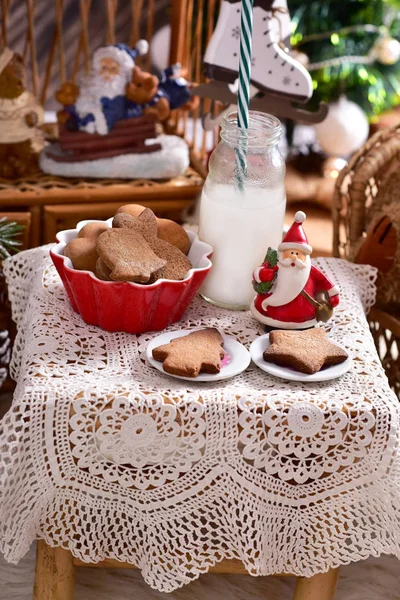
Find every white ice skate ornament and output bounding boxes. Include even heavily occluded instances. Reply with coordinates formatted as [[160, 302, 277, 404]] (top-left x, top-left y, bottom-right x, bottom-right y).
[[193, 0, 328, 124]]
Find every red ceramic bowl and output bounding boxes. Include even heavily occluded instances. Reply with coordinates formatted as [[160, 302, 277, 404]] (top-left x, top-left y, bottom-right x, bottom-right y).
[[50, 218, 213, 334]]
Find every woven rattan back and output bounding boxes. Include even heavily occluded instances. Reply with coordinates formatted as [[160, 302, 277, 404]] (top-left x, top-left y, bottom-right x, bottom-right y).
[[333, 124, 400, 398], [332, 124, 400, 259], [0, 0, 221, 164], [171, 0, 221, 162]]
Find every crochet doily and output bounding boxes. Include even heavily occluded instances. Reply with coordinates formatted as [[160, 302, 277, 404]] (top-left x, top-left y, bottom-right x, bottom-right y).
[[1, 247, 400, 592]]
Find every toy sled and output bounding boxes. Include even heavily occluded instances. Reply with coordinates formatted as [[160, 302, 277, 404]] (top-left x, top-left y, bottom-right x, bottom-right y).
[[44, 116, 162, 163]]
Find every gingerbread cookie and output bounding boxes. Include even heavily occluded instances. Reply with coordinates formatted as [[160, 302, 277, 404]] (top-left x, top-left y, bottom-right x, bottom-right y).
[[113, 209, 191, 281], [113, 209, 157, 240], [64, 222, 109, 272], [96, 228, 166, 283], [115, 204, 191, 254], [155, 240, 192, 280], [157, 218, 190, 255], [152, 328, 225, 377], [95, 257, 112, 281], [263, 328, 348, 375]]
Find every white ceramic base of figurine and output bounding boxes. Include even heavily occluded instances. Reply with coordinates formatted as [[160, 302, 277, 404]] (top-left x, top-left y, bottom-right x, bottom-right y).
[[39, 134, 189, 179]]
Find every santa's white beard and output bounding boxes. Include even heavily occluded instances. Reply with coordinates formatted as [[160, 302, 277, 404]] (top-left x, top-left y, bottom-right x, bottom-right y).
[[264, 255, 311, 307], [75, 70, 127, 117]]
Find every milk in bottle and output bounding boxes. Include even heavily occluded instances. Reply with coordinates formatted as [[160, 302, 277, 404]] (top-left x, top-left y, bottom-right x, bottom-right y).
[[199, 111, 286, 310]]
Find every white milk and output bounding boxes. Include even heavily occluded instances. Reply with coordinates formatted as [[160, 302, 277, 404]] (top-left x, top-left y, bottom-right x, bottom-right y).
[[199, 182, 286, 309]]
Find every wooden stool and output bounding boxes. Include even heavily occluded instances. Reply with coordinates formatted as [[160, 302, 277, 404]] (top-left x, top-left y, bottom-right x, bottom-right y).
[[33, 540, 339, 600]]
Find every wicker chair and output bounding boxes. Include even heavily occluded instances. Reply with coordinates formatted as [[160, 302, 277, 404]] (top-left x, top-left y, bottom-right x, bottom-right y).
[[332, 125, 400, 398]]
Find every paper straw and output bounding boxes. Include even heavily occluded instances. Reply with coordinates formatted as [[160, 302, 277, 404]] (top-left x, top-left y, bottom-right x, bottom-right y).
[[235, 0, 254, 190]]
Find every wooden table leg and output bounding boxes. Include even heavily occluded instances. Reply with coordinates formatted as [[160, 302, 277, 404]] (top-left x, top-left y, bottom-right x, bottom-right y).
[[293, 568, 339, 600], [33, 540, 76, 600]]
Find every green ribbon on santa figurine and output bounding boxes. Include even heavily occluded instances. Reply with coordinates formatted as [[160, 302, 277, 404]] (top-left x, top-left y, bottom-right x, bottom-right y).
[[251, 211, 340, 330]]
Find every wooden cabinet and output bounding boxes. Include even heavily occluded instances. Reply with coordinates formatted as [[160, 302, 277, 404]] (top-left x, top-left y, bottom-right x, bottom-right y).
[[0, 167, 203, 247], [43, 198, 196, 244]]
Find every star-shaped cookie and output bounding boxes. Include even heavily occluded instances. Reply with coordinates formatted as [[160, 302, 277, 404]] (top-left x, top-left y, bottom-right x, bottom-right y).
[[263, 328, 348, 375], [152, 328, 225, 377], [113, 209, 191, 280]]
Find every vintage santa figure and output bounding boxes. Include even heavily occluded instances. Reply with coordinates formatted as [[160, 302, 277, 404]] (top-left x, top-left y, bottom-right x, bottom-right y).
[[60, 40, 148, 135], [251, 211, 340, 329]]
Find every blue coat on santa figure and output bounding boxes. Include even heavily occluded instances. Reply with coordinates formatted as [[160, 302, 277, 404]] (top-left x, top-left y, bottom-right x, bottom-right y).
[[251, 211, 340, 329], [71, 41, 148, 135]]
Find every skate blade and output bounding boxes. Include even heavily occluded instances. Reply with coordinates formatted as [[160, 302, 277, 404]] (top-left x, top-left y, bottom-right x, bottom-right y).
[[192, 81, 328, 124], [191, 81, 238, 105], [203, 62, 237, 86], [250, 94, 328, 124]]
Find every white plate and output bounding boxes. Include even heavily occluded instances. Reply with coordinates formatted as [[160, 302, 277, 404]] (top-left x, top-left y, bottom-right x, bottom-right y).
[[250, 333, 352, 383], [147, 329, 251, 382]]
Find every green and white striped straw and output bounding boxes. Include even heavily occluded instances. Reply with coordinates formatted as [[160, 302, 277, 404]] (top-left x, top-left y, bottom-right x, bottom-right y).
[[235, 0, 254, 191]]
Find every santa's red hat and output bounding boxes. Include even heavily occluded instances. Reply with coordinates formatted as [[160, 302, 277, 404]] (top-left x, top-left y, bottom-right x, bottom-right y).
[[278, 211, 312, 255]]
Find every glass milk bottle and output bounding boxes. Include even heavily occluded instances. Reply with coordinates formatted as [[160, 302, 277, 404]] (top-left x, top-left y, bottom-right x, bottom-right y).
[[199, 110, 286, 310]]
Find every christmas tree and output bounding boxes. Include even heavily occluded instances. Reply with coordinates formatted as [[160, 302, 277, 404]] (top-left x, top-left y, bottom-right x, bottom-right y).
[[289, 0, 400, 120]]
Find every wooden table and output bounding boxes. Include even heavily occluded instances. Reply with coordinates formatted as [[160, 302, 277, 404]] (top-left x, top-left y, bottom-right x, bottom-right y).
[[34, 541, 339, 600], [3, 253, 390, 600]]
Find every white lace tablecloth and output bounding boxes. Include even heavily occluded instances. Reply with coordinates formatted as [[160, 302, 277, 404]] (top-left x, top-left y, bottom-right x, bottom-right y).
[[1, 247, 400, 592]]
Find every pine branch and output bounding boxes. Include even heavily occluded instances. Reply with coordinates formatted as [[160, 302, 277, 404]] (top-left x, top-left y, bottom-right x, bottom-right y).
[[0, 330, 10, 367], [253, 280, 274, 294], [253, 248, 279, 294], [0, 218, 24, 261], [264, 247, 278, 267]]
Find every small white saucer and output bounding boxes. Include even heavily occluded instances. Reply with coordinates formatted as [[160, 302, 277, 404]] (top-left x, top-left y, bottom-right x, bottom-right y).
[[147, 329, 251, 382], [250, 333, 352, 383]]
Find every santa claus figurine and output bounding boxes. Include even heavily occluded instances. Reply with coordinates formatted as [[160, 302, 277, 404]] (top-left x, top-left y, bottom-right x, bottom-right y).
[[56, 40, 149, 135], [251, 211, 340, 330]]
